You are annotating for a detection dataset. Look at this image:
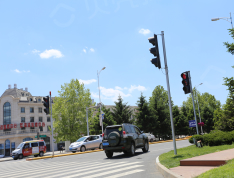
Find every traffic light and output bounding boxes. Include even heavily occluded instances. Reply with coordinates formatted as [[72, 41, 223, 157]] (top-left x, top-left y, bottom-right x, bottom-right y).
[[181, 71, 191, 94], [43, 96, 50, 115], [148, 34, 161, 69]]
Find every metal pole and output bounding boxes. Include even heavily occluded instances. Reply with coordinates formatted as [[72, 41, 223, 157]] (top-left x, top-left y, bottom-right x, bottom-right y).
[[161, 31, 177, 155], [86, 107, 89, 136], [189, 74, 199, 135], [50, 91, 54, 157], [97, 70, 103, 134], [195, 89, 203, 134]]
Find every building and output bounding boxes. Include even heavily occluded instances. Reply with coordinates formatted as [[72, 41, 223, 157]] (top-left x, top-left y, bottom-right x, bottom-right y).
[[0, 84, 57, 156]]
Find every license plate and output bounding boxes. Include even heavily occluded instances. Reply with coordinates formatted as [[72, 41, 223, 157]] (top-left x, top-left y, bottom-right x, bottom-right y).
[[103, 142, 109, 146], [69, 148, 72, 150]]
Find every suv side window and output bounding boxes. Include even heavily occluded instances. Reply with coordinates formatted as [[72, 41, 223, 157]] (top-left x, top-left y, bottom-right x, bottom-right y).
[[124, 125, 131, 133], [39, 142, 44, 146], [31, 142, 38, 147], [130, 126, 136, 133], [134, 127, 141, 134]]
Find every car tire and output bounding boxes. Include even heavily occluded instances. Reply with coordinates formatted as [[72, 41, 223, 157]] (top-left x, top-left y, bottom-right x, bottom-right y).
[[150, 139, 153, 142], [39, 151, 44, 157], [142, 140, 149, 153], [34, 155, 38, 157], [129, 142, 135, 156], [80, 146, 86, 152], [13, 157, 18, 160], [105, 151, 113, 158], [72, 151, 76, 153], [99, 143, 103, 149], [19, 154, 23, 159]]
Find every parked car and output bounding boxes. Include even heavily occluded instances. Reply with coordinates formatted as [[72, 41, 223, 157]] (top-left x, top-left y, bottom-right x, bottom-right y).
[[102, 123, 149, 158], [69, 135, 103, 153], [145, 133, 157, 142]]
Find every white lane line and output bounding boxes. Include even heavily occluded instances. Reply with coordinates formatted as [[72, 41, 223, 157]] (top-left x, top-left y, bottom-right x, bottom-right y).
[[105, 169, 145, 178], [1, 161, 104, 178], [47, 162, 142, 178], [80, 165, 144, 178]]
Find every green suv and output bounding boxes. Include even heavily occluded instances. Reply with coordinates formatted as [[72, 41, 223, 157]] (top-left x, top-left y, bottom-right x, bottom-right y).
[[102, 123, 149, 158]]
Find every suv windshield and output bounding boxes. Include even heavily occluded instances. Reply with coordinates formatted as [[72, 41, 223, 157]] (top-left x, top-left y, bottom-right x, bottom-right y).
[[76, 137, 87, 142], [105, 126, 123, 136], [16, 143, 24, 149]]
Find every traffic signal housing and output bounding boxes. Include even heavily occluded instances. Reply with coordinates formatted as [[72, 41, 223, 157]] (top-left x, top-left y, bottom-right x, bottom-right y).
[[43, 96, 50, 115], [181, 71, 191, 94], [148, 34, 161, 69]]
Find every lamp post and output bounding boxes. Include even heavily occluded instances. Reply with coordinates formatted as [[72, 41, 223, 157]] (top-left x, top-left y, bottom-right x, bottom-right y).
[[211, 12, 233, 29], [97, 67, 106, 134], [195, 83, 203, 135]]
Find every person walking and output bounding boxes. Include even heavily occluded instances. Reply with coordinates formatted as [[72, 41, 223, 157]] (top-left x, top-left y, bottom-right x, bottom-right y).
[[60, 145, 63, 153]]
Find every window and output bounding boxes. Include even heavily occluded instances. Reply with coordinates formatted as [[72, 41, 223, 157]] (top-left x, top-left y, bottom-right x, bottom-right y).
[[21, 127, 25, 130], [21, 117, 25, 122], [23, 143, 30, 149], [30, 107, 34, 113], [11, 142, 15, 152], [47, 117, 50, 122], [21, 107, 25, 113], [30, 117, 34, 122], [39, 117, 43, 122], [3, 102, 11, 126], [47, 126, 51, 132], [130, 126, 136, 133], [31, 142, 38, 147], [38, 108, 42, 113], [39, 126, 43, 132], [0, 144, 4, 155], [124, 125, 132, 134], [38, 99, 41, 102], [39, 142, 44, 146], [134, 127, 141, 134], [30, 98, 33, 101]]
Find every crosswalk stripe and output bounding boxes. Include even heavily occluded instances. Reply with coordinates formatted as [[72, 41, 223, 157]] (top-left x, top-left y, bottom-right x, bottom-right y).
[[105, 169, 145, 178], [1, 161, 105, 178], [48, 162, 142, 178], [80, 165, 144, 178]]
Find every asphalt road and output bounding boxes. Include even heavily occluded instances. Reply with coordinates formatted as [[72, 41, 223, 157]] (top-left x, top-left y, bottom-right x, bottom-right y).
[[0, 140, 192, 178]]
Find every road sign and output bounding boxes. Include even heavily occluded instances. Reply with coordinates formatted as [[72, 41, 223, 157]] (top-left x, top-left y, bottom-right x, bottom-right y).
[[35, 135, 47, 138], [102, 113, 105, 120], [189, 120, 196, 127]]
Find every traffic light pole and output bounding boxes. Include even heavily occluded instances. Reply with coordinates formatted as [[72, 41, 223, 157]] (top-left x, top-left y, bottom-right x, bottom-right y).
[[188, 73, 199, 135], [49, 92, 54, 157], [161, 31, 177, 155]]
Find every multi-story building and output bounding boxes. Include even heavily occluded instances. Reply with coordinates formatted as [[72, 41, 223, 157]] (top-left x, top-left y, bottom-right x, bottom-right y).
[[0, 84, 57, 157]]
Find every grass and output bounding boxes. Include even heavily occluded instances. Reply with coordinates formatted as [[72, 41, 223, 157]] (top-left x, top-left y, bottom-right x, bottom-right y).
[[197, 159, 234, 178], [159, 143, 234, 169]]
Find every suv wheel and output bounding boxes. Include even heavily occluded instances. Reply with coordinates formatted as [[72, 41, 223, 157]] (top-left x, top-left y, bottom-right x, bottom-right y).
[[142, 140, 149, 153], [105, 151, 113, 158], [129, 142, 135, 156]]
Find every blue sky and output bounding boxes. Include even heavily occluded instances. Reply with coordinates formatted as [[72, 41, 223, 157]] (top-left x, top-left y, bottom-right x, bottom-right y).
[[0, 0, 233, 107]]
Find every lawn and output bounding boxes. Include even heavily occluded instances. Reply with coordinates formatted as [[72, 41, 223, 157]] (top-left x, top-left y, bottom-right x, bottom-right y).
[[197, 159, 234, 178], [159, 143, 234, 169]]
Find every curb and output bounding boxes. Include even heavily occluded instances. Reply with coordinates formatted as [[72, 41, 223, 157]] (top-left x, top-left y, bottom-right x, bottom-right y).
[[156, 156, 184, 178], [149, 137, 190, 145]]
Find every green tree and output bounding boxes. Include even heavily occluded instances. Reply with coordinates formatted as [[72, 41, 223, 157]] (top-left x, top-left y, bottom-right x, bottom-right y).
[[112, 95, 133, 124], [224, 28, 234, 56], [149, 85, 171, 139], [90, 106, 117, 135], [135, 93, 152, 133], [173, 105, 188, 135], [201, 106, 214, 133], [52, 79, 93, 143]]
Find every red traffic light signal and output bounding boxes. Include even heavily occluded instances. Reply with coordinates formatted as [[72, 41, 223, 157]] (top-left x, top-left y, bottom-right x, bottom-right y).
[[43, 96, 50, 115], [181, 72, 191, 94]]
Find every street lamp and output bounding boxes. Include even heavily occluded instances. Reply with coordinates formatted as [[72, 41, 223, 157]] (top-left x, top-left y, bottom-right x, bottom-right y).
[[211, 12, 233, 29], [97, 67, 106, 134], [195, 83, 203, 135]]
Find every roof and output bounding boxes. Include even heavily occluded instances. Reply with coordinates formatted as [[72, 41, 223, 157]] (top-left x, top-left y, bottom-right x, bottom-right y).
[[1, 88, 32, 98], [24, 140, 44, 143]]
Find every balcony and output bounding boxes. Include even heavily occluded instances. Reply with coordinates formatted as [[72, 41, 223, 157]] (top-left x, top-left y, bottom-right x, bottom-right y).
[[0, 129, 49, 137]]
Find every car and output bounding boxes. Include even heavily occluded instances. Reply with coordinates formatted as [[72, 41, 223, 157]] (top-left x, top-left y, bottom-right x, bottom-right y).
[[69, 135, 103, 153], [144, 133, 157, 142], [102, 123, 149, 158]]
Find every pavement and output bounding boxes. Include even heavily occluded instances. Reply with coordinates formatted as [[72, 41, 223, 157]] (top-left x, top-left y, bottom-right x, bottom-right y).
[[156, 148, 234, 178]]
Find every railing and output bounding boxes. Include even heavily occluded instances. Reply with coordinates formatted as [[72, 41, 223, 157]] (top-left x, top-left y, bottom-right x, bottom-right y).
[[0, 129, 49, 136]]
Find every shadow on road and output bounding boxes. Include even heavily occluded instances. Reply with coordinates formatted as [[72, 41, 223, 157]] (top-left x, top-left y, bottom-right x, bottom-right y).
[[104, 151, 150, 160]]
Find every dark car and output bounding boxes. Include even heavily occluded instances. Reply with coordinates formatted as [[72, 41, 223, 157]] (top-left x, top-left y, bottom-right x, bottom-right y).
[[102, 123, 149, 158]]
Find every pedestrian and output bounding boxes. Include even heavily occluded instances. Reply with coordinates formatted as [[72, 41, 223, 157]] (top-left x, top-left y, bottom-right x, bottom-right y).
[[60, 145, 63, 153]]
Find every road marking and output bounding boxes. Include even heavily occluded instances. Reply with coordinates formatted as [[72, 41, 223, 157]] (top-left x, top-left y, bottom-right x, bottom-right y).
[[105, 169, 144, 178]]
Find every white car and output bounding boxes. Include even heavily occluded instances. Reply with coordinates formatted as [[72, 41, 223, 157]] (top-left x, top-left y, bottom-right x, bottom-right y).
[[69, 135, 103, 153], [145, 133, 157, 142]]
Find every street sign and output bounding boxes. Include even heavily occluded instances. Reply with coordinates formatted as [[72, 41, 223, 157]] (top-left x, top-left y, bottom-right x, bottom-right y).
[[35, 135, 47, 138], [102, 113, 105, 120], [189, 120, 196, 127]]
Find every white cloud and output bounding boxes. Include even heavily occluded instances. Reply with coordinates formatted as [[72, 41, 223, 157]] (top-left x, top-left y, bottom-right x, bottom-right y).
[[79, 79, 97, 85], [90, 48, 95, 52], [139, 28, 151, 35], [115, 86, 123, 90], [83, 49, 87, 53], [129, 85, 147, 93], [32, 49, 40, 54], [39, 49, 64, 59], [13, 69, 30, 73]]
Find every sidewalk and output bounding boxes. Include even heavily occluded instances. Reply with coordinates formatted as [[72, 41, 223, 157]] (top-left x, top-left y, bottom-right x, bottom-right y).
[[157, 148, 234, 178], [0, 150, 68, 162]]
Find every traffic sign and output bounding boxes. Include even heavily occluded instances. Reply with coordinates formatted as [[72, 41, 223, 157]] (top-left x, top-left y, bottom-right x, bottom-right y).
[[189, 120, 196, 127], [102, 113, 105, 120]]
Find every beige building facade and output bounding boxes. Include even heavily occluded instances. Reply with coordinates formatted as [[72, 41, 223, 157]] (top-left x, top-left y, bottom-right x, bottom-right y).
[[0, 84, 57, 157]]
